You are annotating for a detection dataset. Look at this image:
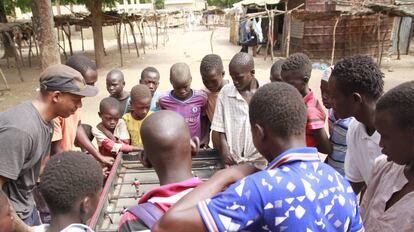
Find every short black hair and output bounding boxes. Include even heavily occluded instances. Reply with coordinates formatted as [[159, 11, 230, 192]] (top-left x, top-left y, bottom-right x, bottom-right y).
[[249, 82, 306, 137], [331, 55, 384, 100], [99, 97, 121, 113], [270, 58, 286, 77], [130, 84, 152, 102], [66, 55, 97, 77], [107, 69, 124, 81], [229, 52, 254, 72], [39, 151, 103, 214], [377, 81, 414, 128], [140, 67, 160, 80], [281, 53, 312, 77], [200, 54, 224, 76]]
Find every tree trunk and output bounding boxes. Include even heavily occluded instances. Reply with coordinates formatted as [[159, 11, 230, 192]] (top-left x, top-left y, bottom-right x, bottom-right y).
[[85, 0, 104, 68], [32, 0, 61, 69], [0, 0, 15, 59]]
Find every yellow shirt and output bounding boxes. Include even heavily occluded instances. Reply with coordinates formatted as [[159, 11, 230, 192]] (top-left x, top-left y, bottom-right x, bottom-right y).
[[122, 112, 152, 147]]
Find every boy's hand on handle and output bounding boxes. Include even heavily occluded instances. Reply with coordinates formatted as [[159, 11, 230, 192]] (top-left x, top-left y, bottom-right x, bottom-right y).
[[99, 155, 114, 167], [222, 151, 238, 167], [212, 164, 259, 189]]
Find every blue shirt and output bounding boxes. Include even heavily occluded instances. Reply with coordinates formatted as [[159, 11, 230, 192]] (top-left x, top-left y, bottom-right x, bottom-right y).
[[197, 147, 364, 232], [150, 92, 160, 112], [327, 109, 354, 175]]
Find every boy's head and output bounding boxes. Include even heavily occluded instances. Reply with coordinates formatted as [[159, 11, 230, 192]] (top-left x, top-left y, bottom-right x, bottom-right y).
[[249, 82, 306, 159], [140, 110, 198, 178], [229, 52, 255, 91], [375, 81, 414, 165], [320, 66, 333, 109], [39, 64, 98, 118], [270, 58, 285, 82], [0, 190, 14, 232], [281, 53, 312, 95], [140, 67, 160, 96], [99, 97, 121, 131], [40, 151, 103, 224], [200, 54, 225, 92], [170, 63, 192, 100], [130, 84, 152, 120], [106, 69, 125, 98], [329, 55, 384, 119], [66, 55, 98, 86]]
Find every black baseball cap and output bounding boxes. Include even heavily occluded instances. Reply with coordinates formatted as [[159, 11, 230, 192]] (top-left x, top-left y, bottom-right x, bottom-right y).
[[39, 64, 98, 97]]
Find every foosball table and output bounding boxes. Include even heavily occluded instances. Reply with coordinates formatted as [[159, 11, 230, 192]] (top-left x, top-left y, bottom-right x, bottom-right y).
[[88, 149, 223, 232]]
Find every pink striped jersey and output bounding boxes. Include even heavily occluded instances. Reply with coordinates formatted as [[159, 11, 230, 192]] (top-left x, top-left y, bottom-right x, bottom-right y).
[[158, 90, 207, 138]]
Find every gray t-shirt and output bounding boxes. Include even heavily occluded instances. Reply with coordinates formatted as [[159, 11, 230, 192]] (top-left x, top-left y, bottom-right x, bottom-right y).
[[0, 101, 53, 220]]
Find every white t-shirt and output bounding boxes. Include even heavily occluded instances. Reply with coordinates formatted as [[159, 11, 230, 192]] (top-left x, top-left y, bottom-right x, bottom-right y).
[[344, 120, 382, 184], [34, 223, 94, 232]]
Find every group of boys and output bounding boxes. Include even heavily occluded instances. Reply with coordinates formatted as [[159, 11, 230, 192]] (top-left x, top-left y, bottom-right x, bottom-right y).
[[0, 50, 414, 232]]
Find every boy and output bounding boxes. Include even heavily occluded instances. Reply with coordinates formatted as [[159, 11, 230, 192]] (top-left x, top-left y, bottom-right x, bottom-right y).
[[200, 54, 229, 148], [34, 151, 103, 232], [139, 67, 161, 112], [159, 63, 207, 140], [118, 110, 203, 231], [211, 52, 265, 167], [92, 97, 141, 157], [153, 83, 364, 232], [320, 66, 354, 175], [106, 69, 130, 115], [0, 64, 95, 226], [281, 53, 331, 154], [360, 81, 414, 231], [0, 190, 14, 232], [269, 58, 285, 82], [52, 55, 113, 166], [328, 55, 384, 194], [123, 84, 152, 147]]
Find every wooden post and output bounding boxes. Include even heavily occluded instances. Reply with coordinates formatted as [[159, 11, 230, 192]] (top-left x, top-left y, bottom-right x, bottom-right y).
[[331, 17, 340, 66], [138, 18, 146, 54], [115, 22, 123, 67], [155, 14, 159, 49], [0, 68, 10, 90], [377, 13, 382, 63], [210, 30, 214, 53], [64, 22, 73, 56], [80, 27, 84, 51], [285, 11, 292, 57], [379, 29, 389, 67], [127, 21, 140, 57], [270, 10, 274, 61], [4, 32, 23, 82], [123, 22, 131, 54], [397, 17, 403, 60], [28, 32, 33, 67]]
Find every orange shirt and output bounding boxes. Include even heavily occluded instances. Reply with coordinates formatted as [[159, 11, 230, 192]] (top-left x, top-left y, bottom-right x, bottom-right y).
[[52, 108, 81, 151]]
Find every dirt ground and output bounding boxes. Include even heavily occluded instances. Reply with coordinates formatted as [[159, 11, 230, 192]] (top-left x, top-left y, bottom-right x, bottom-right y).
[[0, 25, 413, 128]]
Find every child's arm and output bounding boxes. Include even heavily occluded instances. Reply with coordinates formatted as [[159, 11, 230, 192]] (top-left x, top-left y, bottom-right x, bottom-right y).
[[313, 128, 332, 154], [216, 131, 238, 166], [101, 139, 142, 154]]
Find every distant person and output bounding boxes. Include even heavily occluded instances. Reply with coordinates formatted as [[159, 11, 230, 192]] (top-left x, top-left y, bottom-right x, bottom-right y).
[[159, 63, 208, 144], [92, 97, 141, 157], [328, 55, 384, 194], [123, 85, 152, 148], [240, 22, 258, 55], [118, 111, 203, 231], [269, 58, 285, 82], [212, 52, 266, 168], [140, 67, 161, 112], [51, 55, 114, 166], [281, 53, 331, 154], [34, 151, 103, 232], [0, 190, 15, 232], [106, 69, 130, 115], [360, 81, 414, 231], [200, 54, 229, 148], [0, 64, 96, 226], [320, 66, 354, 175], [153, 83, 364, 232]]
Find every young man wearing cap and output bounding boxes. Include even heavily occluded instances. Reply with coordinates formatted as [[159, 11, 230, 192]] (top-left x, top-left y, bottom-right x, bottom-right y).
[[0, 64, 98, 230]]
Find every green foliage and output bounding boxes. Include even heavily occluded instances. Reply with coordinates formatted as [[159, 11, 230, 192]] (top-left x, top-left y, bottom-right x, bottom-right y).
[[3, 0, 32, 14], [207, 0, 240, 8], [154, 0, 164, 9]]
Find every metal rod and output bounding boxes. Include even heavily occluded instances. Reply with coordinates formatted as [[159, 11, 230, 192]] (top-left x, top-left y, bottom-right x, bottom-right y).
[[109, 194, 142, 200], [119, 166, 219, 174]]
